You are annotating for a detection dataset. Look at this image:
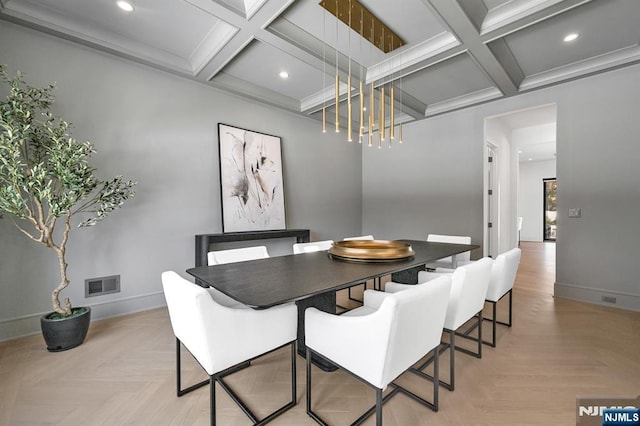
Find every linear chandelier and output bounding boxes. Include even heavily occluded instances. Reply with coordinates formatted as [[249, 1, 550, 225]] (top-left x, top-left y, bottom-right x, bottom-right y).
[[320, 0, 406, 148]]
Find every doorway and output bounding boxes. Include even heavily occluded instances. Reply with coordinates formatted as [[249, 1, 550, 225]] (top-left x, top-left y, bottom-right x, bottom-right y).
[[484, 103, 557, 255]]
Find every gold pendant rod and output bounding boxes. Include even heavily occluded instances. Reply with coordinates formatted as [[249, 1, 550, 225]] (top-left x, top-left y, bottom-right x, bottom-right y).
[[380, 85, 385, 142], [390, 85, 395, 145], [368, 81, 374, 147], [335, 74, 340, 132], [322, 107, 326, 133], [347, 75, 352, 141], [359, 81, 364, 143]]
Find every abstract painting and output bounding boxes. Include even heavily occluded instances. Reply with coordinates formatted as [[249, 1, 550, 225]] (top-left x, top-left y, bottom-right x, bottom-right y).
[[218, 123, 286, 232]]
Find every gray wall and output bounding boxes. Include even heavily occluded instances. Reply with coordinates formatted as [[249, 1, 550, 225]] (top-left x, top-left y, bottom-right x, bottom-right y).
[[362, 63, 640, 311], [362, 107, 486, 258], [0, 22, 363, 340]]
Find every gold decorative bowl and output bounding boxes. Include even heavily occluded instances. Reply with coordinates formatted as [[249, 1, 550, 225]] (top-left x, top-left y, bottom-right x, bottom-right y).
[[329, 240, 415, 263]]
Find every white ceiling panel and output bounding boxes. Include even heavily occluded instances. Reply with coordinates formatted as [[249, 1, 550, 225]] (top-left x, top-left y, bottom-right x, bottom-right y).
[[401, 54, 495, 106], [3, 0, 221, 61], [219, 39, 329, 101], [502, 0, 640, 76]]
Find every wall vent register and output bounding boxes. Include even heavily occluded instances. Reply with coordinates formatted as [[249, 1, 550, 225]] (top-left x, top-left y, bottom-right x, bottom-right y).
[[85, 275, 120, 297]]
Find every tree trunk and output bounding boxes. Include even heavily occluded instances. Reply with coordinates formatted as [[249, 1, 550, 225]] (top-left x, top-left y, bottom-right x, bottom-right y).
[[50, 214, 73, 316], [52, 245, 72, 316]]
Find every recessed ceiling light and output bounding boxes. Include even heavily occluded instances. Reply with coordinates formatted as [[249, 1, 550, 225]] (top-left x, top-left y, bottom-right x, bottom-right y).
[[518, 150, 523, 154], [117, 1, 134, 12], [528, 157, 533, 161], [279, 71, 289, 79], [563, 33, 579, 42]]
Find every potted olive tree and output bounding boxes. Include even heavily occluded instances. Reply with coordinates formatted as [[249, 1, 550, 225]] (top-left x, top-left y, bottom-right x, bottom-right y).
[[0, 65, 136, 351]]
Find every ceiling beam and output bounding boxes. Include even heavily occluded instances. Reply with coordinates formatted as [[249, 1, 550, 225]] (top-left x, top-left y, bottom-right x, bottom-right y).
[[425, 0, 521, 96], [185, 0, 296, 81]]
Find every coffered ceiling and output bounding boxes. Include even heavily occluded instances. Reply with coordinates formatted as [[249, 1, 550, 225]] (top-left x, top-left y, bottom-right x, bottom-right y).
[[1, 0, 639, 129]]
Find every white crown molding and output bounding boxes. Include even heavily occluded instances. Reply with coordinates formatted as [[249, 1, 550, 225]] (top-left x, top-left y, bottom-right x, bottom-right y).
[[300, 81, 351, 113], [212, 72, 300, 112], [366, 32, 460, 84], [0, 0, 191, 74], [519, 44, 640, 91], [425, 87, 503, 116], [190, 21, 239, 75], [481, 0, 566, 34]]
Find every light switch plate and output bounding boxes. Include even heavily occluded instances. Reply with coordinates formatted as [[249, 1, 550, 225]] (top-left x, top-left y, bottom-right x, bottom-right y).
[[568, 208, 582, 218]]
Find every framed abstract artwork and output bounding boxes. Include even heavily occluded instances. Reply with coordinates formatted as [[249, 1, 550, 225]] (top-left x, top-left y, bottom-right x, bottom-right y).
[[217, 123, 286, 233]]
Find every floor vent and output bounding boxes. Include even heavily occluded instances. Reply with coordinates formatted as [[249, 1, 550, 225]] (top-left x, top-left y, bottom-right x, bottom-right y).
[[85, 275, 120, 297], [601, 295, 617, 304]]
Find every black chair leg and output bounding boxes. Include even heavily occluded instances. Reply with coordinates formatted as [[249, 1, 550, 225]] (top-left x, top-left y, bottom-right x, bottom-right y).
[[210, 376, 215, 426], [376, 388, 383, 426], [433, 342, 439, 411], [482, 290, 514, 347], [492, 301, 497, 347], [177, 339, 295, 426], [478, 310, 483, 358], [176, 338, 208, 397], [449, 329, 455, 391], [508, 290, 513, 326]]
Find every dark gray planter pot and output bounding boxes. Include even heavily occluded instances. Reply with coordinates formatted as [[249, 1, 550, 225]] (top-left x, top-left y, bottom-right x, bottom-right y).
[[40, 307, 91, 352]]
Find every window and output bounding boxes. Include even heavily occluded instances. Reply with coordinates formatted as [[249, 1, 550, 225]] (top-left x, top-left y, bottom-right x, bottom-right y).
[[543, 178, 557, 241]]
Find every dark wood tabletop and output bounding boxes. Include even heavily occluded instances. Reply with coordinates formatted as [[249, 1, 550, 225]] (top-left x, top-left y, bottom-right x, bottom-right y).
[[186, 239, 478, 309]]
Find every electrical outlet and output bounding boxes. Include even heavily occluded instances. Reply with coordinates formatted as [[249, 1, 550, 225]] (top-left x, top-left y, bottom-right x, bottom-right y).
[[601, 295, 616, 304], [568, 208, 582, 218]]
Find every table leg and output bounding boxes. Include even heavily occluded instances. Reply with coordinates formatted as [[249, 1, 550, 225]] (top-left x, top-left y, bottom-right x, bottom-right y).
[[390, 265, 425, 284], [296, 292, 338, 372]]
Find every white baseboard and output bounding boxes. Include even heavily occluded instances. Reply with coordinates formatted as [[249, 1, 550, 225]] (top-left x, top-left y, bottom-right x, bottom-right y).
[[0, 291, 166, 342], [554, 282, 640, 312]]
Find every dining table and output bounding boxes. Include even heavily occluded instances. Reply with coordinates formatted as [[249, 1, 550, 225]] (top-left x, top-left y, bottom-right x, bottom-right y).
[[186, 239, 478, 370]]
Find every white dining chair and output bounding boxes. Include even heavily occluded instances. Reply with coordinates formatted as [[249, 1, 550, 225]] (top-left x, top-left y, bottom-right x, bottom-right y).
[[293, 240, 334, 254], [205, 245, 270, 308], [484, 248, 521, 347], [207, 245, 269, 265], [386, 258, 493, 391], [432, 248, 522, 347], [424, 234, 472, 270], [343, 234, 374, 241], [305, 275, 452, 425], [162, 271, 297, 426]]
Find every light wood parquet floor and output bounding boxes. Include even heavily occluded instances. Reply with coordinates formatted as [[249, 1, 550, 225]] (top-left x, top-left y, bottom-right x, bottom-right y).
[[1, 242, 639, 425]]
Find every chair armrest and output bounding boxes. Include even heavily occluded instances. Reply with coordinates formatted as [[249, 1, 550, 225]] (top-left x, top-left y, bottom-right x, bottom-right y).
[[305, 306, 394, 384], [384, 282, 414, 294], [200, 301, 298, 374], [362, 289, 393, 310]]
